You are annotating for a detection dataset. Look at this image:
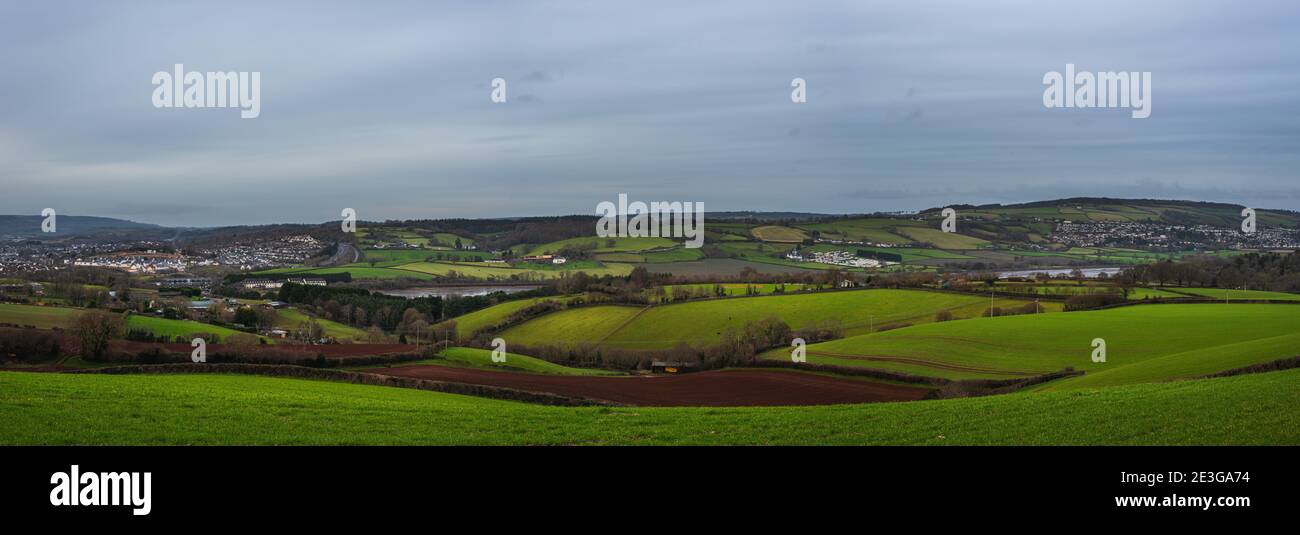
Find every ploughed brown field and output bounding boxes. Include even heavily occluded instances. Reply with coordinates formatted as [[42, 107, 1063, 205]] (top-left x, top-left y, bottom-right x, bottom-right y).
[[356, 365, 931, 407]]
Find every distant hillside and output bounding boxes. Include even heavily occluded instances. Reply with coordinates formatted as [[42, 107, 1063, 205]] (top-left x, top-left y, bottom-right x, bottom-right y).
[[0, 215, 162, 238], [920, 198, 1300, 228]]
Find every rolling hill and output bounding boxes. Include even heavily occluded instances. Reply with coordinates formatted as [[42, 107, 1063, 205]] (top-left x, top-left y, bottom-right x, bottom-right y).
[[3, 368, 1295, 445], [769, 303, 1300, 384], [498, 289, 1057, 349]]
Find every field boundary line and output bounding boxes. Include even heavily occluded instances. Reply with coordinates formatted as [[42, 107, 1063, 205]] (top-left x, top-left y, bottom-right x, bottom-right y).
[[595, 305, 653, 345], [808, 351, 1036, 376], [67, 363, 620, 407]]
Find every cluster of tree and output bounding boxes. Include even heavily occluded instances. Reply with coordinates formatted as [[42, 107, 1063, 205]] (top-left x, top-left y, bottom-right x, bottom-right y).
[[275, 282, 553, 333], [470, 217, 594, 251], [0, 327, 61, 363], [856, 249, 903, 263], [277, 283, 439, 332], [1062, 293, 1127, 311], [1115, 253, 1300, 292], [69, 310, 124, 359], [983, 302, 1047, 316], [495, 315, 840, 373]]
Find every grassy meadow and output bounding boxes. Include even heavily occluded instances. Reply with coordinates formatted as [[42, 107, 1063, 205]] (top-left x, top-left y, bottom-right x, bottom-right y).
[[776, 304, 1300, 382], [499, 289, 1053, 349], [2, 369, 1295, 445]]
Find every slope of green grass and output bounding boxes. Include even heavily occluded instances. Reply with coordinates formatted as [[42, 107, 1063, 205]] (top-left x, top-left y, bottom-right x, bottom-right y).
[[893, 227, 990, 249], [657, 283, 812, 297], [501, 289, 1042, 349], [123, 315, 254, 341], [2, 369, 1295, 445], [1165, 288, 1300, 301], [0, 304, 254, 341], [408, 347, 622, 375], [1040, 332, 1300, 391], [500, 305, 645, 346], [751, 225, 809, 243], [525, 236, 675, 256], [0, 303, 79, 328], [787, 304, 1300, 382], [440, 296, 576, 341], [273, 309, 368, 341], [795, 218, 919, 244]]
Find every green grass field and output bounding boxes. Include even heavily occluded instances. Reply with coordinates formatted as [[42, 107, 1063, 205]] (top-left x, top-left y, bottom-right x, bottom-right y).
[[439, 296, 577, 341], [0, 303, 79, 328], [657, 283, 812, 297], [1163, 287, 1300, 301], [255, 260, 636, 281], [892, 227, 990, 249], [525, 236, 675, 256], [123, 315, 254, 342], [993, 282, 1186, 300], [794, 218, 918, 245], [500, 289, 1049, 349], [273, 309, 369, 341], [751, 225, 809, 243], [0, 304, 254, 341], [779, 304, 1300, 383], [394, 261, 635, 280], [383, 347, 623, 375], [2, 369, 1295, 445], [500, 305, 645, 346]]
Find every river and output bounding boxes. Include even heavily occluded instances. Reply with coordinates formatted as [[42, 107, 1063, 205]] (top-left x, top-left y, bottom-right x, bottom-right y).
[[378, 285, 542, 298]]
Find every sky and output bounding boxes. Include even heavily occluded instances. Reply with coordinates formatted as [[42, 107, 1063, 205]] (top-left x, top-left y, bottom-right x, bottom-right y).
[[1, 0, 1298, 227]]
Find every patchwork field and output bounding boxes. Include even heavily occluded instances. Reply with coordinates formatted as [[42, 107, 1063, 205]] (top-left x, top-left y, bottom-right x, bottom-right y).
[[3, 369, 1295, 445], [525, 236, 676, 256], [253, 260, 636, 281], [499, 289, 1051, 349]]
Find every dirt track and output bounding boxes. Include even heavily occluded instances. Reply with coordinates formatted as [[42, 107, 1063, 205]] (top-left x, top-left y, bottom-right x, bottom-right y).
[[356, 365, 931, 407]]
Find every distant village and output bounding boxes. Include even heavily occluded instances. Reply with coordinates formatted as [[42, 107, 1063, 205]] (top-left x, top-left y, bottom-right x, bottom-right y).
[[0, 234, 326, 274], [1049, 221, 1300, 250]]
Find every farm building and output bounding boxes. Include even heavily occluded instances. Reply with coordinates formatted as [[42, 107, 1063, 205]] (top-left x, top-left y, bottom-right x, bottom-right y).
[[650, 360, 697, 374]]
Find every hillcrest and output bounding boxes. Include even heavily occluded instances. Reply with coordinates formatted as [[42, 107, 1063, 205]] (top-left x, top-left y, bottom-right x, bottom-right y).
[[596, 194, 705, 249]]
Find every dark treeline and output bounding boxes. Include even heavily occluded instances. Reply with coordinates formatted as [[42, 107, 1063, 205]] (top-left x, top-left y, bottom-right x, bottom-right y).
[[1115, 252, 1300, 292], [856, 249, 904, 263], [480, 313, 843, 372], [368, 216, 597, 252], [275, 282, 558, 332]]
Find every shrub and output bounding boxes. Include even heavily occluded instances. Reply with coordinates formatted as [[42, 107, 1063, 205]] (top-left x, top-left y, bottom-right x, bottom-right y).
[[0, 327, 61, 363]]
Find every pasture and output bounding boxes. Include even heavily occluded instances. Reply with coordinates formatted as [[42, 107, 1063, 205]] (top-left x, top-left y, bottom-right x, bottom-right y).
[[499, 289, 1050, 349], [780, 304, 1300, 383], [378, 347, 622, 376], [2, 369, 1295, 445]]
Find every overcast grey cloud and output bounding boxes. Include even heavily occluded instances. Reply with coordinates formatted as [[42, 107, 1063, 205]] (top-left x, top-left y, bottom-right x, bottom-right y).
[[1, 0, 1298, 226]]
